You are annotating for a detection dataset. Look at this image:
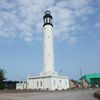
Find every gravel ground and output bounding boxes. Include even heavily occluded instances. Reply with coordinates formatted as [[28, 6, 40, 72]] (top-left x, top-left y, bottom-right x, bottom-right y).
[[0, 89, 98, 100]]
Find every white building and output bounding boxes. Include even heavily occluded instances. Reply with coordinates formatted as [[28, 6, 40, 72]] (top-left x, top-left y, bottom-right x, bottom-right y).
[[16, 11, 69, 91]]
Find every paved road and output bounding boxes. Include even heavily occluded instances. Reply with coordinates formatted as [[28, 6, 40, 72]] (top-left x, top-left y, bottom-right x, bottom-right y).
[[0, 89, 98, 100]]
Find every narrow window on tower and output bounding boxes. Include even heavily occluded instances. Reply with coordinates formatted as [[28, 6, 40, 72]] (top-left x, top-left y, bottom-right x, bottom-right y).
[[50, 18, 52, 23], [44, 18, 46, 23], [46, 18, 48, 23], [47, 17, 49, 23]]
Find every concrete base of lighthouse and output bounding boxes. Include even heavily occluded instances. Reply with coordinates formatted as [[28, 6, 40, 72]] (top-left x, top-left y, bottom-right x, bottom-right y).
[[16, 75, 69, 91]]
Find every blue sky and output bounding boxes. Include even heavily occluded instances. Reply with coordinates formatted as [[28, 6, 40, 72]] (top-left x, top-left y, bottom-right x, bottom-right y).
[[0, 0, 100, 80]]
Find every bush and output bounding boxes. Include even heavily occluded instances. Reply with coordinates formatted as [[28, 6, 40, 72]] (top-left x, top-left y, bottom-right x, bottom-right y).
[[0, 69, 6, 90]]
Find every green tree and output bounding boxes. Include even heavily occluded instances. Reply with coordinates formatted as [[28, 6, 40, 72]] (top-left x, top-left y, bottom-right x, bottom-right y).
[[0, 69, 6, 90]]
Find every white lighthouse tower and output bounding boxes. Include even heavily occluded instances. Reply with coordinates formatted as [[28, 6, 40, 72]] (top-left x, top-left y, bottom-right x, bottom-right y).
[[42, 10, 57, 76], [16, 10, 69, 91]]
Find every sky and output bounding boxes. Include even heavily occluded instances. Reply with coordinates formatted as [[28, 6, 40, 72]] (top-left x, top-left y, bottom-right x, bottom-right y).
[[0, 0, 100, 81]]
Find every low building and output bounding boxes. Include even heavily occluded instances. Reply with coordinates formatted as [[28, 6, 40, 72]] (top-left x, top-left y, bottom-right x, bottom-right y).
[[16, 81, 27, 90], [16, 75, 69, 91], [3, 81, 18, 89], [69, 80, 77, 89], [80, 73, 100, 88], [82, 80, 89, 88]]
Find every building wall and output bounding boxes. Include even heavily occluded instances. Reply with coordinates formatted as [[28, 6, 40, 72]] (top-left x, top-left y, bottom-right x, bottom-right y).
[[82, 80, 89, 88], [16, 82, 27, 90], [69, 80, 76, 89], [51, 77, 69, 90], [27, 76, 69, 91], [16, 76, 69, 91], [27, 77, 51, 90]]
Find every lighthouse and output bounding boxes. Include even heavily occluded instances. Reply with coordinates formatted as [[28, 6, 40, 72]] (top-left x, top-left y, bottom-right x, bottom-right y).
[[42, 10, 57, 76], [16, 10, 69, 91]]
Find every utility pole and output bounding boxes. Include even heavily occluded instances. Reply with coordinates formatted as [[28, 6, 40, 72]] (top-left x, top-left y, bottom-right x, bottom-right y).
[[79, 66, 83, 88]]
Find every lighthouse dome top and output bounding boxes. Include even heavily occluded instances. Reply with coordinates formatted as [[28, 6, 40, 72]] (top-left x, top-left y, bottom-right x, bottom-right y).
[[45, 10, 51, 14], [43, 10, 53, 27], [43, 10, 53, 19]]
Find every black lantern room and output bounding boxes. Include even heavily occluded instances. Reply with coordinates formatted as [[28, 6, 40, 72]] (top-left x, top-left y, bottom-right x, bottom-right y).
[[43, 10, 53, 27]]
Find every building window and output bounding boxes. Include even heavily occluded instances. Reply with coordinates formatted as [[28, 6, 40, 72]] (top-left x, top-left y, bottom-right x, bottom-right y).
[[54, 80, 55, 85], [65, 81, 67, 85], [60, 80, 61, 83], [40, 81, 42, 86]]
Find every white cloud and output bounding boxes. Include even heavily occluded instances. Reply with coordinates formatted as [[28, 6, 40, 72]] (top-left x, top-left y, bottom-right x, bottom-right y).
[[24, 36, 32, 42], [0, 0, 17, 10], [0, 0, 96, 44], [67, 36, 77, 46], [75, 6, 94, 17], [67, 0, 92, 9], [0, 11, 17, 38]]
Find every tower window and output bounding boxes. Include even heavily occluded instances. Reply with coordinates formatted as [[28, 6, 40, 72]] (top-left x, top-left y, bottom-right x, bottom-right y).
[[47, 17, 50, 23], [44, 18, 46, 23], [50, 18, 52, 23]]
